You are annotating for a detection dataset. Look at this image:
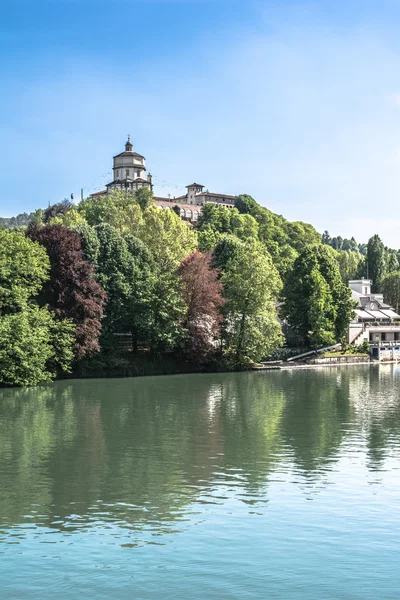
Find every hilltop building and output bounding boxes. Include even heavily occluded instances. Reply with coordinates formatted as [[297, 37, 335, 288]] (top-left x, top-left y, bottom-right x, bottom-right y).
[[90, 139, 236, 220], [91, 137, 152, 198]]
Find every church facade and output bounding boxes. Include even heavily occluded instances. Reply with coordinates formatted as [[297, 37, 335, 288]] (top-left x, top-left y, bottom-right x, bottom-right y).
[[90, 139, 236, 221]]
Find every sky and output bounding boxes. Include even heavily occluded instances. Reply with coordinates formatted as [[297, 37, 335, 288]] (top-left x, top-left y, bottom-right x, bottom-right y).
[[2, 0, 400, 247]]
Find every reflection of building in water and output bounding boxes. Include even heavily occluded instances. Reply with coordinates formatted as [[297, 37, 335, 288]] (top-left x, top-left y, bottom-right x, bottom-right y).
[[346, 365, 400, 470]]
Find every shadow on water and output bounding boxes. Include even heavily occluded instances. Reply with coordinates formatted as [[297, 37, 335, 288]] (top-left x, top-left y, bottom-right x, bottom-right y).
[[0, 364, 400, 540]]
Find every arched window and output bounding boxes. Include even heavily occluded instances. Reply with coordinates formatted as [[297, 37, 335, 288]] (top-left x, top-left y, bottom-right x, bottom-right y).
[[186, 209, 192, 219], [180, 208, 185, 217], [193, 210, 199, 221]]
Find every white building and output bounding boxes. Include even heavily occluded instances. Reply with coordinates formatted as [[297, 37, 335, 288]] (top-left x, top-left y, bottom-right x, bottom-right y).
[[91, 138, 152, 198], [348, 279, 400, 345], [91, 140, 236, 215]]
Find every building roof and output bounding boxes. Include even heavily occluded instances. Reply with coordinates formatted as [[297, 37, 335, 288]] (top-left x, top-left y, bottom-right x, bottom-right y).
[[186, 183, 204, 188], [380, 309, 400, 319], [201, 192, 236, 200], [113, 151, 145, 159], [90, 189, 107, 197], [106, 177, 150, 185]]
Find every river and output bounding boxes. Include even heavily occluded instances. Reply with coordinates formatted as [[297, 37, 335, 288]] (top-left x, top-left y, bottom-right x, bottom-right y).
[[0, 365, 399, 599]]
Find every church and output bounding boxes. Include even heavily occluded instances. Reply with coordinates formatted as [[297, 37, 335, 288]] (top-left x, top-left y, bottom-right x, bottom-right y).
[[90, 139, 236, 221]]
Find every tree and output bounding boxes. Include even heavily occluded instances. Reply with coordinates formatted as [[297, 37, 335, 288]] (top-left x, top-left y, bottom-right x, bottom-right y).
[[78, 189, 143, 232], [26, 224, 106, 359], [0, 229, 75, 386], [282, 245, 354, 347], [137, 207, 197, 270], [322, 230, 331, 245], [0, 229, 49, 313], [0, 307, 74, 386], [177, 251, 224, 360], [135, 187, 154, 211], [197, 204, 259, 241], [89, 224, 185, 352], [336, 250, 364, 284], [50, 207, 86, 228], [217, 239, 283, 366], [367, 234, 386, 293], [382, 271, 400, 313], [234, 194, 258, 214], [73, 222, 101, 267], [43, 199, 74, 224], [386, 249, 399, 274]]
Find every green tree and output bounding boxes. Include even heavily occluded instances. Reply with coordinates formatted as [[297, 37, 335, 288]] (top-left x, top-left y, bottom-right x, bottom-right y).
[[386, 249, 399, 274], [78, 189, 143, 233], [0, 229, 49, 313], [234, 194, 258, 214], [0, 307, 74, 386], [137, 207, 197, 270], [218, 239, 283, 366], [367, 234, 386, 292], [135, 187, 154, 211], [336, 250, 365, 284], [197, 204, 258, 241], [86, 224, 185, 352], [0, 229, 75, 386], [381, 271, 400, 313], [282, 245, 354, 347]]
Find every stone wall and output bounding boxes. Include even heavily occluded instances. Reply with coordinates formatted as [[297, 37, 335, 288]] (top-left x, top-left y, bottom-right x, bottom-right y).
[[308, 356, 370, 365]]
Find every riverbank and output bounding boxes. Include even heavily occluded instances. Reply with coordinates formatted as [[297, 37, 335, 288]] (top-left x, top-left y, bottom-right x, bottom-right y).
[[72, 349, 399, 381], [254, 358, 400, 371]]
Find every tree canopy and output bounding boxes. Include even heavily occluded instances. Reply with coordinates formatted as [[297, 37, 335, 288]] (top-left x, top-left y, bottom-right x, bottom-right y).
[[282, 245, 355, 347]]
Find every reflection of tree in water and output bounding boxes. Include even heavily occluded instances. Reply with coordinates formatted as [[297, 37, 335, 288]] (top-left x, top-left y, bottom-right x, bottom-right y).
[[212, 373, 285, 499], [0, 383, 78, 525], [1, 367, 400, 540], [0, 374, 285, 534], [347, 365, 400, 471], [277, 368, 355, 478]]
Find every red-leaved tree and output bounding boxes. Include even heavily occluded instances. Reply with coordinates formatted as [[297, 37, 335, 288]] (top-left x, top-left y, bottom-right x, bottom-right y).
[[27, 224, 106, 359], [177, 251, 224, 360]]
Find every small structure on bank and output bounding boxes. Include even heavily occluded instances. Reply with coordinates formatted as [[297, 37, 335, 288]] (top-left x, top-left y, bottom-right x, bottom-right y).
[[90, 139, 236, 221], [348, 278, 400, 346]]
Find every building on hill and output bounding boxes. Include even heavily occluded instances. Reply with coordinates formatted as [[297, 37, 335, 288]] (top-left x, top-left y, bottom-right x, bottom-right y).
[[90, 140, 236, 220], [348, 278, 400, 345]]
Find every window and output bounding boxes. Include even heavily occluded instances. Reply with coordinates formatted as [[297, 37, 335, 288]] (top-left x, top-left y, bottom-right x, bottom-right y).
[[193, 210, 199, 221], [364, 287, 368, 294], [187, 209, 192, 219], [116, 170, 119, 179], [126, 169, 129, 177], [381, 333, 386, 341], [180, 208, 185, 217]]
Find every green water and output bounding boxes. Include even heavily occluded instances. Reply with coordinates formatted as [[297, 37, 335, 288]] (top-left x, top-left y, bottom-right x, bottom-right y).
[[1, 366, 400, 599]]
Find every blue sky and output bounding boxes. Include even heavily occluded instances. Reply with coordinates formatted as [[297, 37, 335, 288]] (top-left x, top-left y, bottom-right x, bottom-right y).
[[2, 0, 400, 246]]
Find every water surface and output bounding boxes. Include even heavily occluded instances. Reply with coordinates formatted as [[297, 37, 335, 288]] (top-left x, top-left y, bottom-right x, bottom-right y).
[[1, 366, 400, 599]]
